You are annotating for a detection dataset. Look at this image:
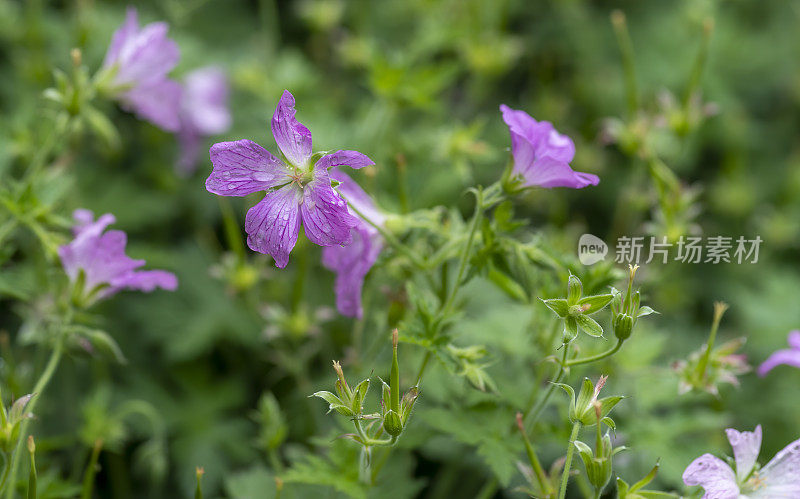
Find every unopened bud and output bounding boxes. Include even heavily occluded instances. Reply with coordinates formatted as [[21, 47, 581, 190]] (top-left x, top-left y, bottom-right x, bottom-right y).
[[27, 435, 35, 453], [567, 274, 583, 304], [383, 410, 403, 437], [613, 313, 633, 341]]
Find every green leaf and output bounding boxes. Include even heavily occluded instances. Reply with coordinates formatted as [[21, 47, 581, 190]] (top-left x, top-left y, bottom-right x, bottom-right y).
[[575, 314, 604, 337], [542, 298, 568, 317], [578, 294, 614, 314], [487, 265, 528, 302], [617, 477, 630, 498], [72, 328, 127, 364]]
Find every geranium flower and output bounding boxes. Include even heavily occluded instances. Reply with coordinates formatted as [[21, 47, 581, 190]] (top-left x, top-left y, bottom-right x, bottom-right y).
[[321, 169, 383, 318], [205, 90, 374, 268], [499, 105, 599, 189], [100, 7, 181, 132], [176, 66, 232, 174], [58, 209, 177, 305], [683, 425, 800, 498], [758, 330, 800, 377]]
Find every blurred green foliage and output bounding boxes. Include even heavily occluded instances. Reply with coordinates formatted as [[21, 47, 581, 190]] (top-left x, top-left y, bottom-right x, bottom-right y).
[[1, 0, 800, 497]]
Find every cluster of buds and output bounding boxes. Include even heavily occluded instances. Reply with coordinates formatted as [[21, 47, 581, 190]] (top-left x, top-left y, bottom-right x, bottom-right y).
[[379, 330, 419, 438], [673, 302, 750, 395], [0, 390, 34, 452], [543, 274, 614, 342], [311, 330, 418, 446], [557, 376, 623, 427], [609, 265, 655, 342], [574, 401, 627, 494]]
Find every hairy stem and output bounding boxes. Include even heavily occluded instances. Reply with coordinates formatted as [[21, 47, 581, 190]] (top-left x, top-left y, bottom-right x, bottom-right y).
[[559, 422, 582, 499], [565, 339, 623, 367], [5, 337, 64, 499]]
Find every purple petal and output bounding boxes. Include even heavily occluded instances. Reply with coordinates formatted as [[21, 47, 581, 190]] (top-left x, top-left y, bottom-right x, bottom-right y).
[[757, 437, 800, 497], [181, 66, 231, 136], [300, 175, 357, 247], [523, 156, 600, 189], [757, 349, 800, 377], [500, 104, 575, 163], [111, 21, 179, 88], [71, 210, 116, 238], [329, 168, 385, 226], [322, 223, 383, 318], [270, 90, 312, 167], [315, 150, 374, 171], [245, 185, 302, 268], [176, 127, 202, 175], [725, 426, 762, 481], [111, 270, 178, 295], [103, 7, 140, 68], [206, 140, 291, 196], [120, 78, 182, 132], [788, 330, 800, 350], [682, 454, 739, 499]]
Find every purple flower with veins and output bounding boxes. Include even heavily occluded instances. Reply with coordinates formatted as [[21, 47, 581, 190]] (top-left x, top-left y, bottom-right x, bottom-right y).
[[176, 67, 232, 174], [205, 90, 374, 268], [683, 425, 800, 498], [758, 330, 800, 377], [499, 105, 599, 189], [321, 169, 384, 318], [100, 7, 181, 132], [58, 210, 177, 305]]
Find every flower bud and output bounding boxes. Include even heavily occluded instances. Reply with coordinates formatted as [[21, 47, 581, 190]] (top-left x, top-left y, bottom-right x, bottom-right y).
[[567, 274, 583, 304], [383, 410, 403, 437], [613, 313, 634, 341]]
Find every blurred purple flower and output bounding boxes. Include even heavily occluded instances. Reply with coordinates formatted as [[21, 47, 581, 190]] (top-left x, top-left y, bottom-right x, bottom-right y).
[[499, 105, 599, 189], [321, 169, 383, 318], [683, 425, 800, 498], [176, 67, 232, 174], [758, 330, 800, 377], [101, 7, 181, 132], [58, 209, 177, 304], [205, 90, 374, 268]]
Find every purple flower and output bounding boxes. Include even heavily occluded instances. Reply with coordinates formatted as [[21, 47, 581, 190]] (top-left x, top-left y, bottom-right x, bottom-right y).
[[321, 169, 384, 318], [176, 67, 232, 174], [58, 209, 177, 305], [683, 425, 800, 498], [205, 90, 374, 268], [758, 330, 800, 377], [101, 7, 181, 132], [499, 105, 599, 189]]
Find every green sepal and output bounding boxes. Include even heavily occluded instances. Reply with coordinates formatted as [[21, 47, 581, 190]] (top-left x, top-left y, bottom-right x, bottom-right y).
[[542, 298, 568, 318], [578, 294, 614, 314], [575, 314, 604, 337]]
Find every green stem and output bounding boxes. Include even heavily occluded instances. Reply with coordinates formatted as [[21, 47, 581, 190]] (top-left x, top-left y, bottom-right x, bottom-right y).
[[441, 190, 483, 316], [415, 351, 431, 384], [517, 414, 551, 496], [524, 343, 569, 427], [565, 340, 623, 367], [80, 440, 103, 499], [695, 302, 728, 384], [343, 197, 427, 269], [475, 476, 498, 499], [610, 10, 639, 116], [559, 422, 582, 499], [0, 451, 10, 494], [5, 338, 64, 499]]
